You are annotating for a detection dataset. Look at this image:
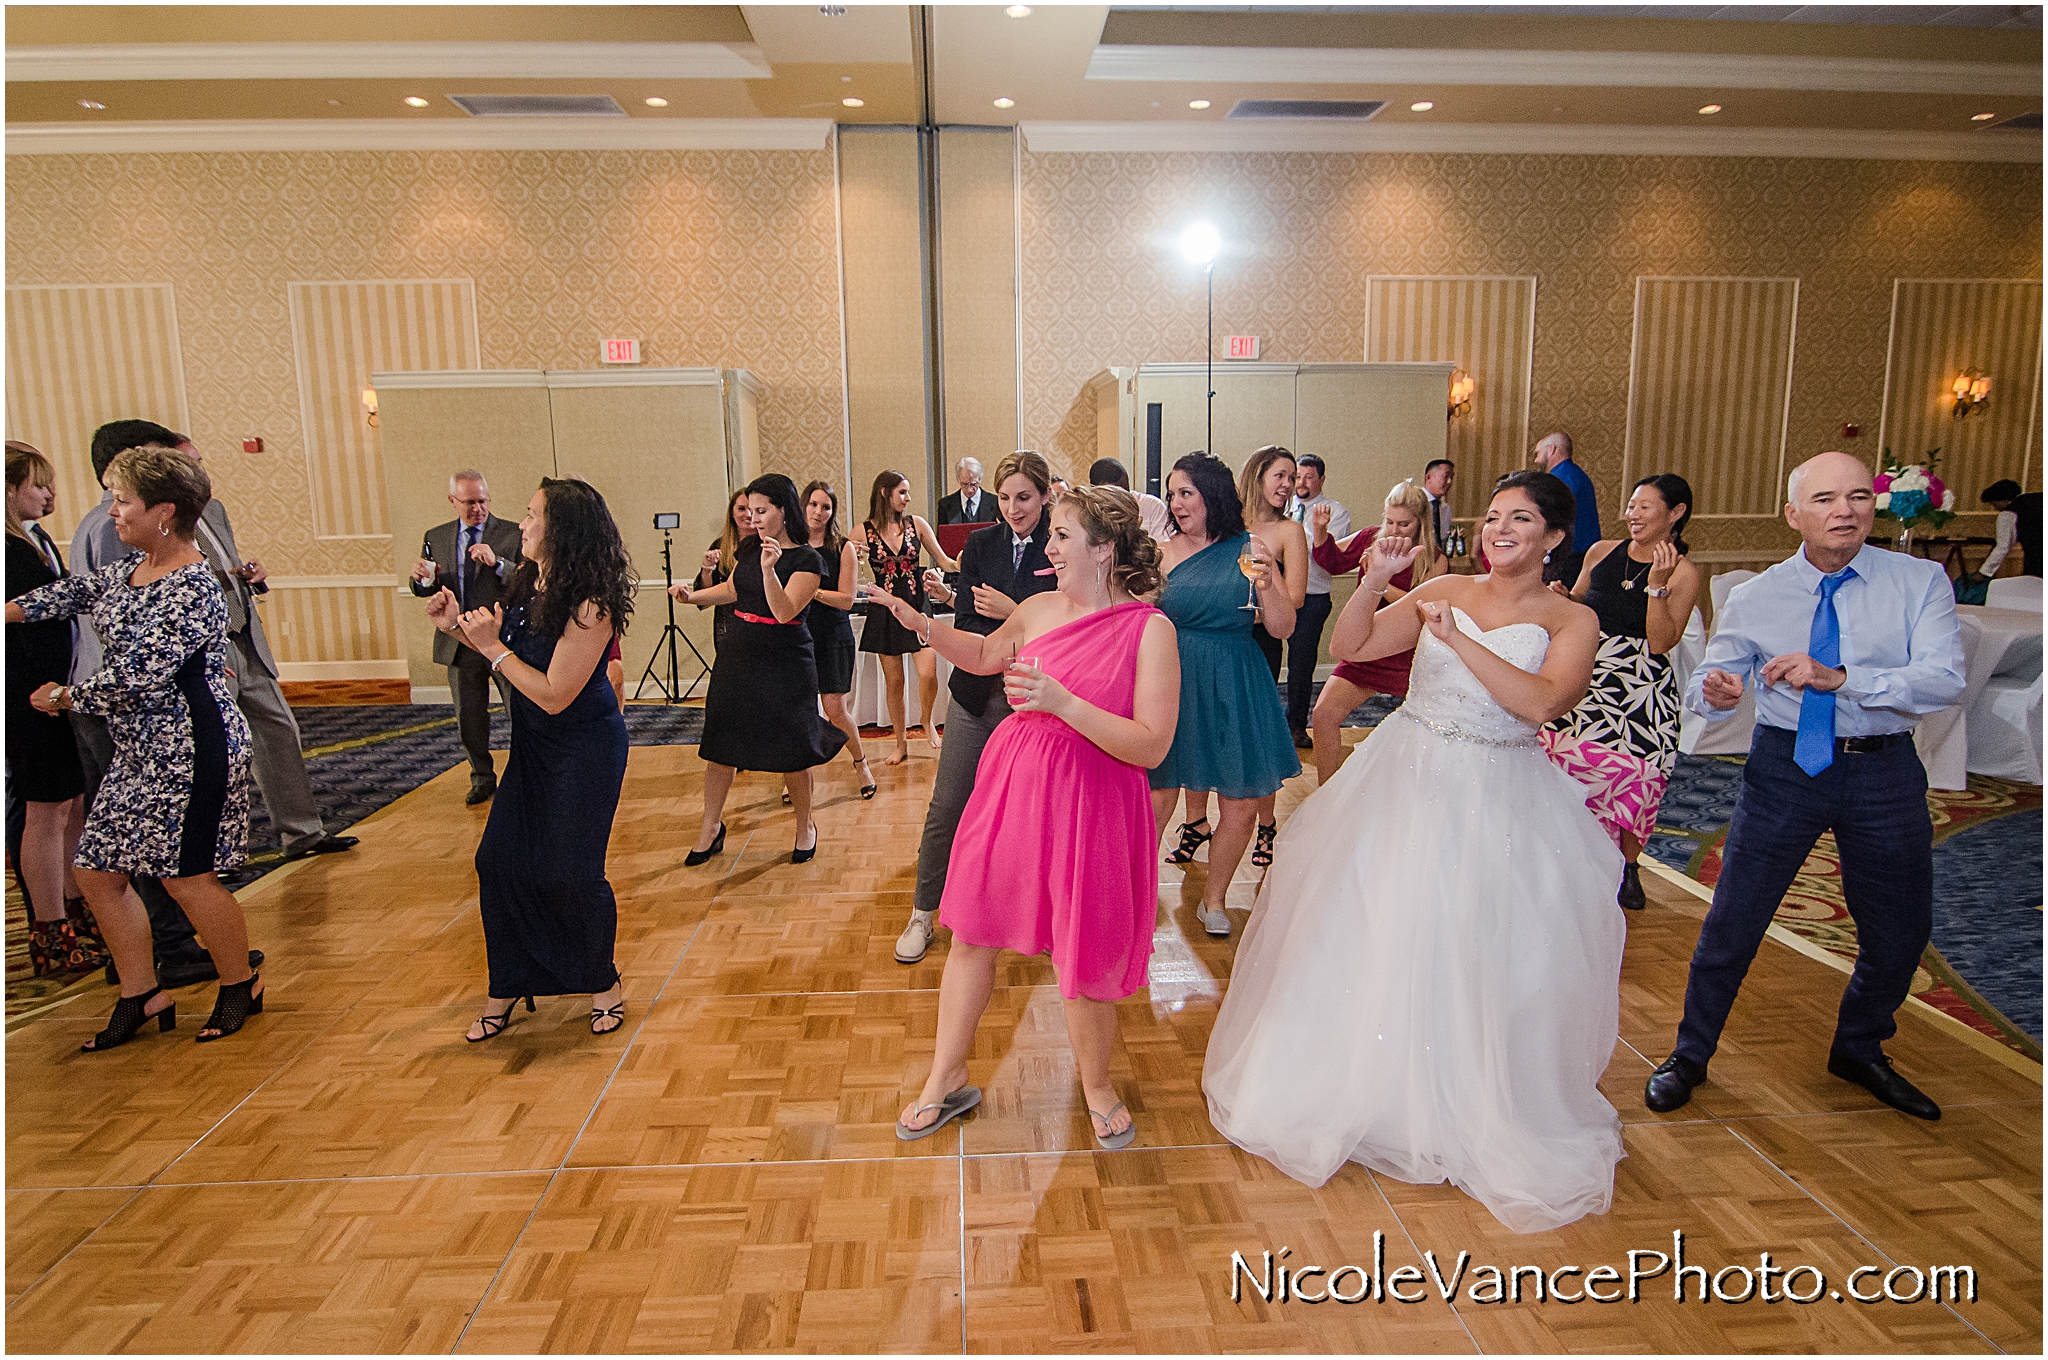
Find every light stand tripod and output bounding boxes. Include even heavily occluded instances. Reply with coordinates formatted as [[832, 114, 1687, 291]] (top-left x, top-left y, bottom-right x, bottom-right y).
[[637, 528, 711, 704]]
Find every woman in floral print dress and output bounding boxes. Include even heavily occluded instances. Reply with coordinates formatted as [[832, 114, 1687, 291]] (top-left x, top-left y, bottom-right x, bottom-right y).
[[8, 445, 264, 1049]]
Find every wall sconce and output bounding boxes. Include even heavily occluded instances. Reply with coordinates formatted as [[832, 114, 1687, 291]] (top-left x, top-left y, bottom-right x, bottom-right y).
[[361, 387, 379, 428], [1447, 368, 1474, 420], [1950, 370, 1990, 419]]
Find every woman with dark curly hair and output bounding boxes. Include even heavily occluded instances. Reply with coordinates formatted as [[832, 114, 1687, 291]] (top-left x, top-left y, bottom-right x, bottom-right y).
[[427, 477, 636, 1041], [671, 473, 848, 867]]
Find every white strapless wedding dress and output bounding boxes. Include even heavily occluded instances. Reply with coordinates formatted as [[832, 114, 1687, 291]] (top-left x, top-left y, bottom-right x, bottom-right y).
[[1204, 608, 1626, 1234]]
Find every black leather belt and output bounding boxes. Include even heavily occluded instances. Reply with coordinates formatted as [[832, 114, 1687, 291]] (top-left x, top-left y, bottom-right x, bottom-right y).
[[1763, 727, 1914, 754]]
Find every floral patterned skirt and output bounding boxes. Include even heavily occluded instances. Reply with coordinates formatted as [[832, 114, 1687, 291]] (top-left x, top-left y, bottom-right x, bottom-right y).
[[1543, 635, 1679, 848]]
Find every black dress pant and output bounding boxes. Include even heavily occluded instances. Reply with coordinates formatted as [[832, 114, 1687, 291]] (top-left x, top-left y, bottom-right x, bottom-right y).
[[1286, 593, 1333, 732], [449, 646, 509, 781]]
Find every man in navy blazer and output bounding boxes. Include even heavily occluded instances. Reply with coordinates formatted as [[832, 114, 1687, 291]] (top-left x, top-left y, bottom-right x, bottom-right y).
[[896, 450, 1060, 964]]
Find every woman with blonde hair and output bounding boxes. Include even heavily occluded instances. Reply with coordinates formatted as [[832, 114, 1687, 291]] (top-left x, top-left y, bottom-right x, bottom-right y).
[[878, 485, 1179, 1149], [4, 442, 108, 975], [860, 469, 959, 764], [692, 489, 752, 653], [1236, 446, 1310, 867], [1305, 479, 1445, 783]]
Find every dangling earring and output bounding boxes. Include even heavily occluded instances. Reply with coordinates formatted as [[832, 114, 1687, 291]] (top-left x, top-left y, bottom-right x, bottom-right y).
[[1543, 549, 1552, 563]]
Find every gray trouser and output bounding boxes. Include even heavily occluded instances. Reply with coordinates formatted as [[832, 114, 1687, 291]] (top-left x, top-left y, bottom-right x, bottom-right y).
[[912, 688, 1011, 917], [69, 711, 201, 959], [226, 633, 327, 853], [448, 646, 509, 780]]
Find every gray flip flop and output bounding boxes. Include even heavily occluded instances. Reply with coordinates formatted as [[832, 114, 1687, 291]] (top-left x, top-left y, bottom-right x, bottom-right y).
[[1090, 1101, 1137, 1151], [896, 1085, 981, 1142]]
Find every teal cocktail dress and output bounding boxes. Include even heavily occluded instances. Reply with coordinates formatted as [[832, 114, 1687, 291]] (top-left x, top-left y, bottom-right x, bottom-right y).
[[1149, 533, 1301, 799]]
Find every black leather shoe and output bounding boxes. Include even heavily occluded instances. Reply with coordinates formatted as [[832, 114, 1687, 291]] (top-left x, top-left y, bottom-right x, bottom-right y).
[[1291, 728, 1313, 750], [1828, 1050, 1940, 1121], [1617, 862, 1647, 911], [466, 779, 496, 806], [1644, 1054, 1707, 1112], [285, 834, 359, 861]]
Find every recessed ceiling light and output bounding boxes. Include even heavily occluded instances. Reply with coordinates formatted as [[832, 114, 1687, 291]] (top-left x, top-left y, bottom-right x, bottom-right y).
[[404, 96, 430, 108], [1698, 103, 1722, 115], [1189, 99, 1211, 110], [1410, 101, 1433, 112], [644, 97, 668, 107], [1973, 111, 1998, 120], [819, 5, 847, 14], [1006, 4, 1032, 15], [993, 97, 1015, 109], [843, 97, 864, 108], [327, 98, 342, 106], [841, 75, 853, 83], [77, 99, 105, 110]]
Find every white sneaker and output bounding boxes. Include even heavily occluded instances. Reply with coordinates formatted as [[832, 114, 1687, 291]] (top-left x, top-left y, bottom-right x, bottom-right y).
[[895, 911, 937, 963], [1198, 906, 1231, 937]]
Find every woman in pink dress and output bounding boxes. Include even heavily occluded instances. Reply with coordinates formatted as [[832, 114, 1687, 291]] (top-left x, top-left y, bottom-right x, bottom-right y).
[[874, 486, 1181, 1150]]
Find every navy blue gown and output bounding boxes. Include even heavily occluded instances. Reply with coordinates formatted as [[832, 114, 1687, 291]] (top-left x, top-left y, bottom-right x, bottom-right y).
[[475, 598, 629, 998]]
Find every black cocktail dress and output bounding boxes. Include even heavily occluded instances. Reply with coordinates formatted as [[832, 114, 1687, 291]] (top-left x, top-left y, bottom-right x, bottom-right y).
[[700, 538, 848, 772]]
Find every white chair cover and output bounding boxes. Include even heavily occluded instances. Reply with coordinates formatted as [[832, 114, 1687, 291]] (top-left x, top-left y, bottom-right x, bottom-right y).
[[1679, 571, 1758, 756], [1986, 576, 2042, 611], [1965, 672, 2044, 783]]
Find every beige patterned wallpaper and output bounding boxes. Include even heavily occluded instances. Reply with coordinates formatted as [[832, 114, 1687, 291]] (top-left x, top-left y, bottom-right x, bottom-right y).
[[1017, 151, 2042, 558], [1626, 276, 1799, 519], [1881, 279, 2044, 503], [5, 147, 847, 602], [1364, 275, 1535, 512]]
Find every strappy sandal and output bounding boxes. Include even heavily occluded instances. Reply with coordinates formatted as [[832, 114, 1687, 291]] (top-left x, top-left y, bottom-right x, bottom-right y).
[[1251, 820, 1277, 868], [81, 986, 175, 1053], [856, 758, 877, 800], [895, 1085, 981, 1141], [1089, 1101, 1137, 1151], [591, 999, 626, 1035], [1163, 819, 1212, 865], [467, 995, 534, 1043], [196, 973, 265, 1043]]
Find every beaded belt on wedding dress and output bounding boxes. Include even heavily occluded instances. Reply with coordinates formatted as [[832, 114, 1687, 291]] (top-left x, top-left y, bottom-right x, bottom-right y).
[[1402, 709, 1540, 751]]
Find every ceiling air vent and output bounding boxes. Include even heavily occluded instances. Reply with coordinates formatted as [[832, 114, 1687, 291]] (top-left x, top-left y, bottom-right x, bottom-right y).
[[1227, 99, 1385, 121], [447, 94, 627, 118], [1991, 111, 2042, 131]]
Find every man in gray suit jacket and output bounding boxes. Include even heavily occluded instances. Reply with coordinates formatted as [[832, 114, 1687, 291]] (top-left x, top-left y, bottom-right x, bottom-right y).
[[409, 470, 523, 803]]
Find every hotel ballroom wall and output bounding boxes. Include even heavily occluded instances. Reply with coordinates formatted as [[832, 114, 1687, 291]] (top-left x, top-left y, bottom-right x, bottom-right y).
[[6, 141, 2039, 672]]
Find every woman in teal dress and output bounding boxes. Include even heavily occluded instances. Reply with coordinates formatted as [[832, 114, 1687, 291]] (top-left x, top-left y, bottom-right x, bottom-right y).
[[1150, 453, 1299, 938]]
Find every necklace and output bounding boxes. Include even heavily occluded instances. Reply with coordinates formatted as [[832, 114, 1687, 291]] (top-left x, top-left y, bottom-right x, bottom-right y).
[[1619, 550, 1654, 592]]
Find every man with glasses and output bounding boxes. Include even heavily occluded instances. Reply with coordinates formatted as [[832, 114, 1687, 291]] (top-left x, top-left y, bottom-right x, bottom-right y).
[[411, 471, 523, 804]]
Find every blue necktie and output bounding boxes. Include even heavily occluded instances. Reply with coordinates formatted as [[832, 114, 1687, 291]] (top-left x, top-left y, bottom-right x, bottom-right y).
[[1793, 567, 1855, 776], [1013, 537, 1027, 573], [458, 525, 475, 608]]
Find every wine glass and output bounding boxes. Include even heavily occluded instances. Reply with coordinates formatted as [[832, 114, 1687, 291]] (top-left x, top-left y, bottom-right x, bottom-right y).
[[1238, 543, 1266, 612]]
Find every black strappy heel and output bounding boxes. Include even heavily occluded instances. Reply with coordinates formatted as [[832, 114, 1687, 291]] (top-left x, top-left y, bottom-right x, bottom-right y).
[[196, 974, 264, 1043], [1163, 819, 1212, 865], [1251, 821, 1277, 868], [467, 995, 534, 1043], [684, 822, 726, 867], [857, 758, 877, 800], [591, 999, 625, 1034], [81, 986, 175, 1052]]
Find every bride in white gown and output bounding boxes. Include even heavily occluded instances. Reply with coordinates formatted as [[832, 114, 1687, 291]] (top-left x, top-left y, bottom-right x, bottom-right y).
[[1204, 472, 1626, 1234]]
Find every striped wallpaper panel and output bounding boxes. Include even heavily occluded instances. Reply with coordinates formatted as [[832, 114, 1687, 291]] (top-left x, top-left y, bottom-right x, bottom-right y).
[[4, 283, 189, 542], [1363, 275, 1535, 520], [1625, 277, 1799, 518], [287, 279, 480, 540], [259, 580, 401, 665], [1880, 279, 2042, 500]]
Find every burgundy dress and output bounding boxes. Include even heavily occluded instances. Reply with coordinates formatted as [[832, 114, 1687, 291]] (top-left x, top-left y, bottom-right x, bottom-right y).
[[1313, 527, 1416, 695]]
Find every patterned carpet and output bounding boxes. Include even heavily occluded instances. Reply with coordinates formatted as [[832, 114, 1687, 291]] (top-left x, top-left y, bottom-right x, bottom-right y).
[[10, 690, 2042, 1058]]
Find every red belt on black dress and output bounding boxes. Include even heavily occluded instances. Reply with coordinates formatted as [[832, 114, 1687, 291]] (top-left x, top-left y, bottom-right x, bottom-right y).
[[734, 610, 799, 626]]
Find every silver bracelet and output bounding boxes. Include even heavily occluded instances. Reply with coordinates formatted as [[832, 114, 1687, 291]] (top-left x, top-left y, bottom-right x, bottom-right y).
[[489, 651, 512, 672]]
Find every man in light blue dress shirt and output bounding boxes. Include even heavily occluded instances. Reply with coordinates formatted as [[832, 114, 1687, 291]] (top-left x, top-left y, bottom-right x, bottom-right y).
[[1646, 451, 1964, 1121]]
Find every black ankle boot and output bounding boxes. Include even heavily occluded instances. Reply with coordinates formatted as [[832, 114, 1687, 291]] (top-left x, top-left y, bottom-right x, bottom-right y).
[[1617, 862, 1646, 911]]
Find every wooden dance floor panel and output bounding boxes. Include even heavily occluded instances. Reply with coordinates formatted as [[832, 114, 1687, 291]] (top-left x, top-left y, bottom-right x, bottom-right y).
[[5, 741, 2040, 1353]]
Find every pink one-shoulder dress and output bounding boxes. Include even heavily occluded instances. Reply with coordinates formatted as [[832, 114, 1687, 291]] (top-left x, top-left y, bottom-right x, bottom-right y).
[[939, 601, 1163, 1001]]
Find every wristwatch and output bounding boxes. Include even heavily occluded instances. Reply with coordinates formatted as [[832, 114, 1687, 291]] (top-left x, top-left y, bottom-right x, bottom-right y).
[[1644, 586, 1671, 598]]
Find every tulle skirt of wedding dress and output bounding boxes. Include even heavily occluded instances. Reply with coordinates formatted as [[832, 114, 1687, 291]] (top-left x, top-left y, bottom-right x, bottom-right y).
[[1203, 711, 1628, 1234]]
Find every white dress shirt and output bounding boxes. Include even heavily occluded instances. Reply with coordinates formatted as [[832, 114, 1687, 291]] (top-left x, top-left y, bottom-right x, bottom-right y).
[[1981, 509, 2017, 576], [1684, 543, 1965, 737], [1290, 495, 1352, 594], [1135, 491, 1173, 541]]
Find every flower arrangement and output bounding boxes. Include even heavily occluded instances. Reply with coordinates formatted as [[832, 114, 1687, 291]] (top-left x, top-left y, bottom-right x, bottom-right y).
[[1874, 447, 1957, 537]]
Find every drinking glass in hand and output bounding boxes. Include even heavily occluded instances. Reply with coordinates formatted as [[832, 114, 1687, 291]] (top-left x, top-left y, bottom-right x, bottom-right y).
[[1238, 545, 1266, 612]]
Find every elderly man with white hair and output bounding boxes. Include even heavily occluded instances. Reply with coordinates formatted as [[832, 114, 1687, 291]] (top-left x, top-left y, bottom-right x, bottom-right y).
[[1646, 450, 1964, 1122], [411, 470, 524, 804], [937, 457, 991, 527]]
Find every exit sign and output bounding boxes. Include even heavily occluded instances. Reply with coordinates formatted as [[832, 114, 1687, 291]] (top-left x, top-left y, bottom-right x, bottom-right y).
[[1226, 335, 1260, 360], [600, 338, 640, 365]]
